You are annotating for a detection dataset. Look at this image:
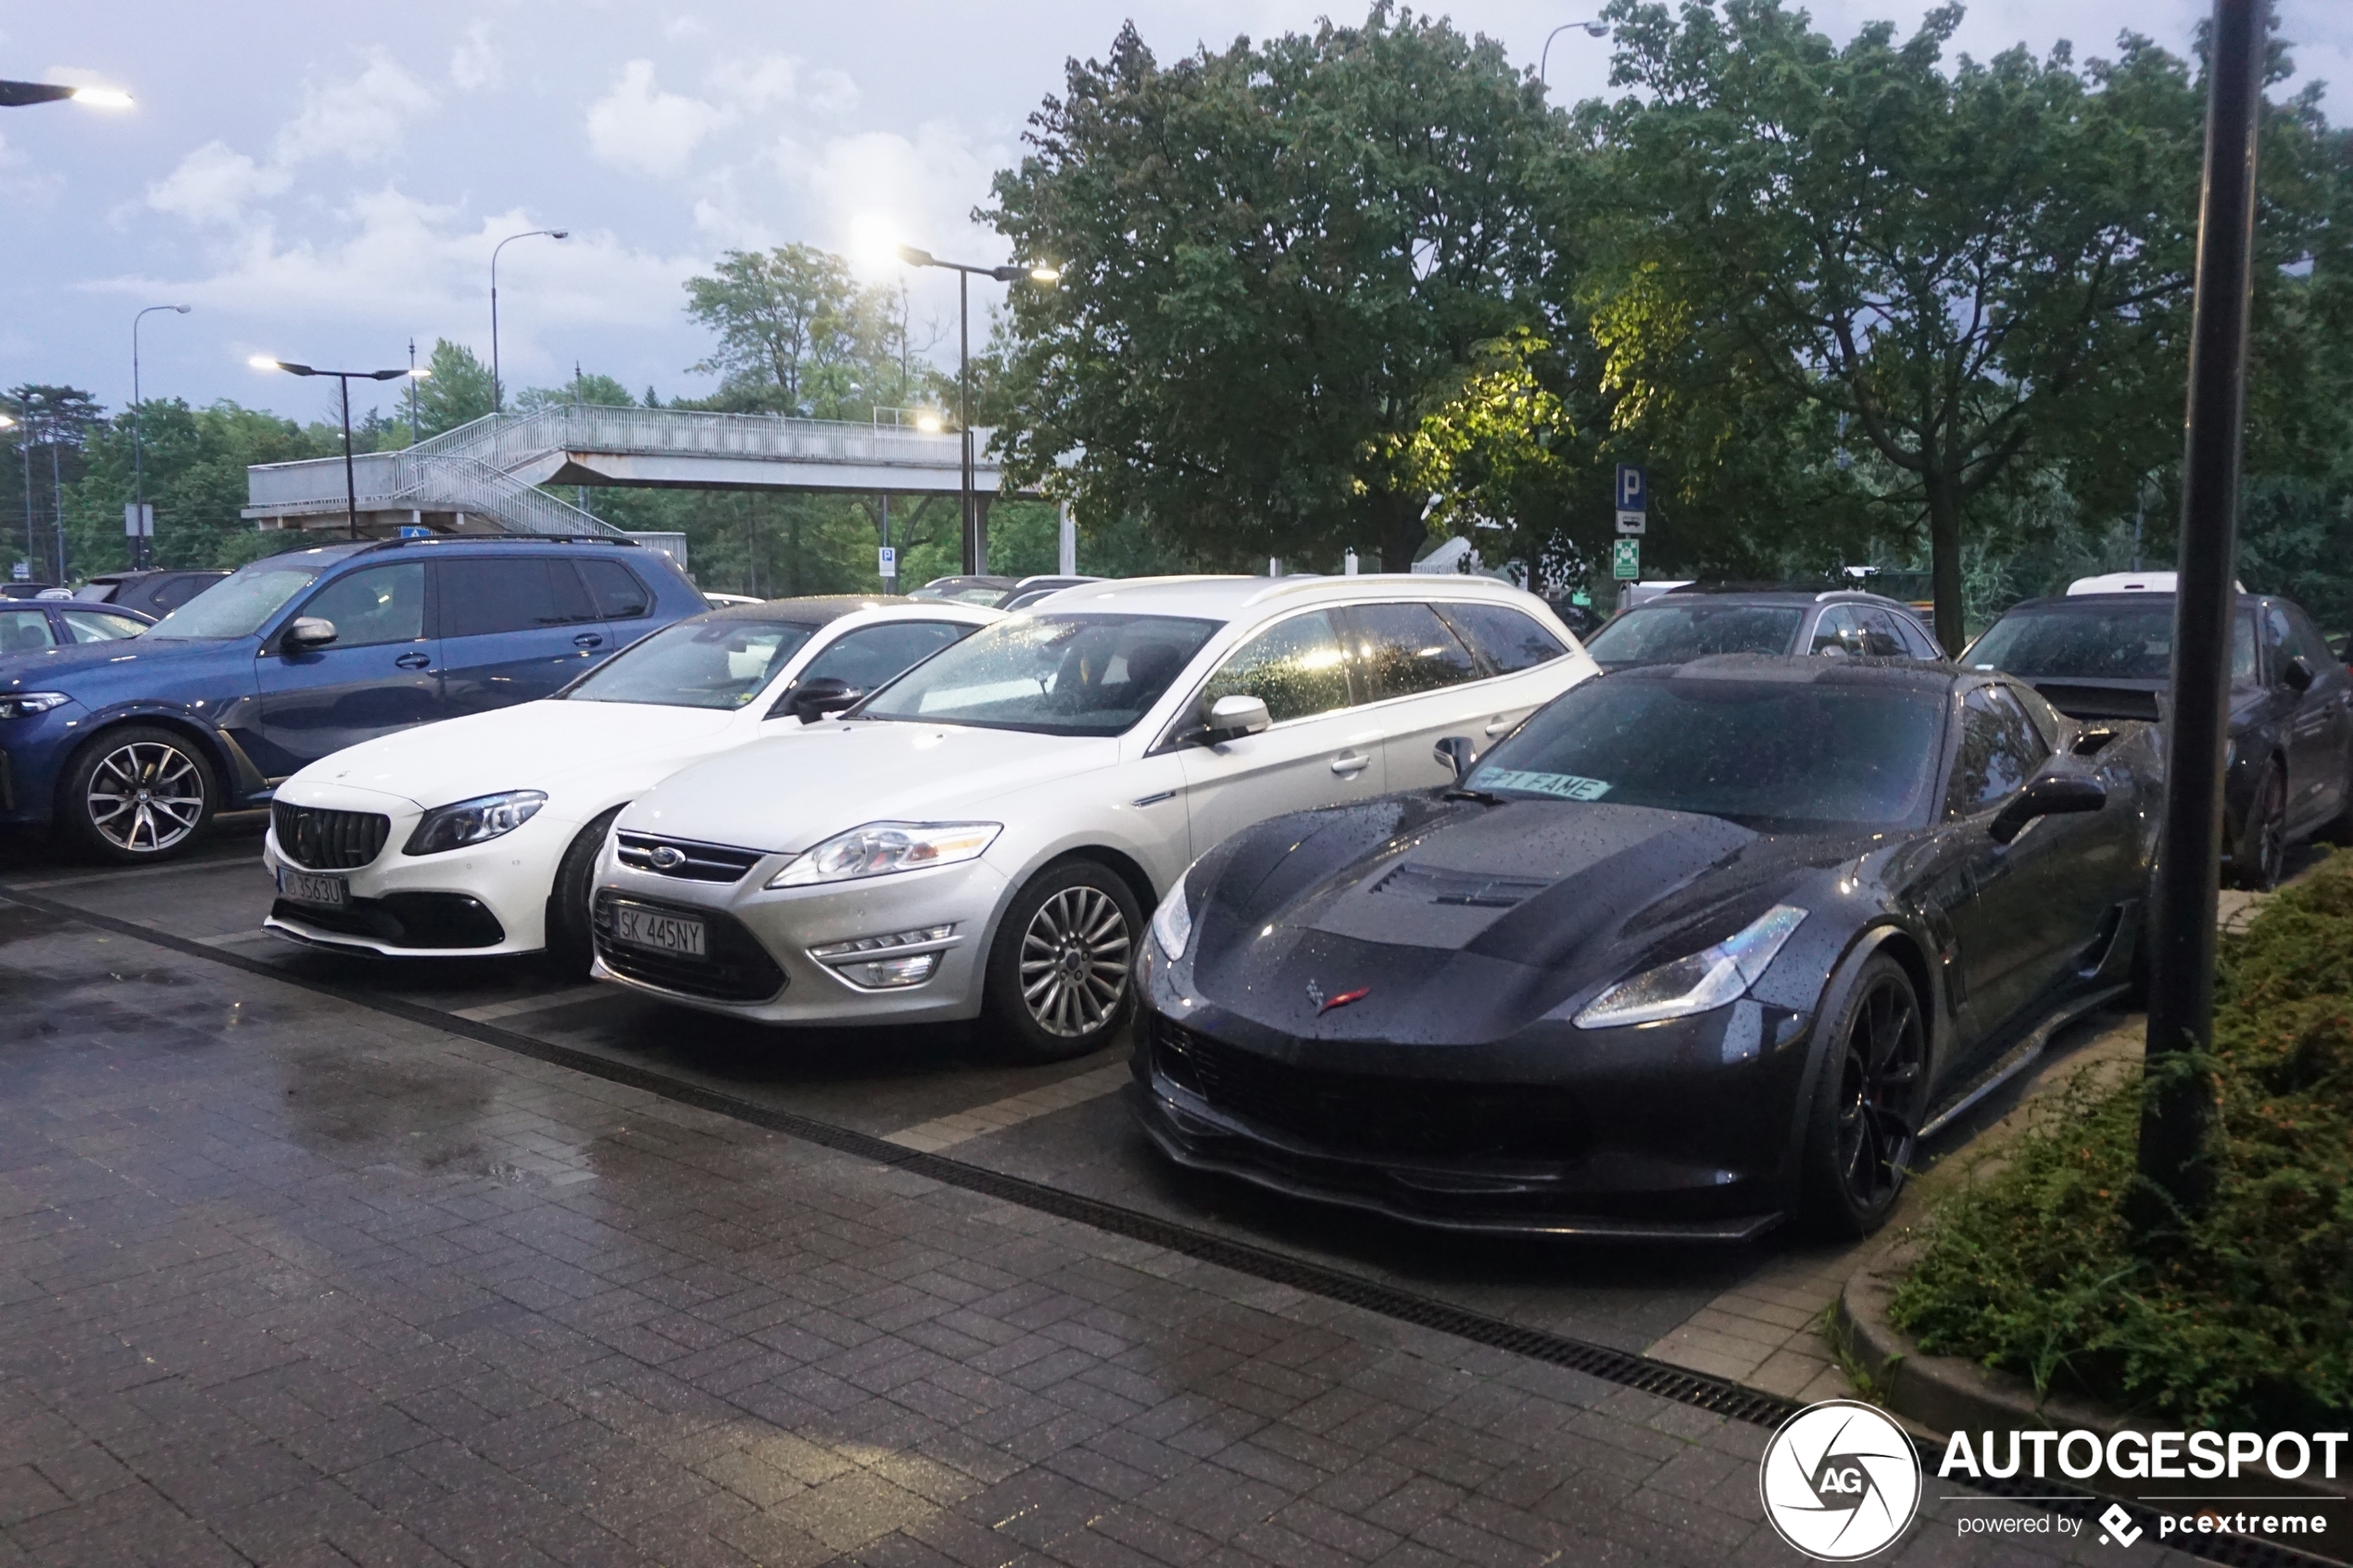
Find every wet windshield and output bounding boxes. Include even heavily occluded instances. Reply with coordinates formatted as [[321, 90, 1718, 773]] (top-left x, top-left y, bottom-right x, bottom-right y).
[[1469, 675, 1945, 830], [1965, 602, 2258, 683], [565, 619, 815, 709], [146, 560, 323, 639], [1582, 603, 1805, 665], [859, 613, 1219, 735]]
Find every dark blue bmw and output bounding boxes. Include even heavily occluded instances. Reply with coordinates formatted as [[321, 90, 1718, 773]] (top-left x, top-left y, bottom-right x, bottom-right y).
[[0, 535, 704, 861]]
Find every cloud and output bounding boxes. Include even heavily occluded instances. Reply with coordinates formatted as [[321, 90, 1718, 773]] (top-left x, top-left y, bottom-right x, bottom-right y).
[[450, 22, 502, 91], [147, 52, 435, 226], [710, 54, 797, 112], [807, 69, 859, 115], [585, 60, 728, 176], [147, 142, 294, 225]]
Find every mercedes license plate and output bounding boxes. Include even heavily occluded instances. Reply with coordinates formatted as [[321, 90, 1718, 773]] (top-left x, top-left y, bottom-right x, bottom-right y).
[[278, 868, 347, 908], [612, 905, 707, 959]]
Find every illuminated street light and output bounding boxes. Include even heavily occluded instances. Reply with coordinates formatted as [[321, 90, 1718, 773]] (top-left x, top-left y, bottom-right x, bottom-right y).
[[914, 411, 944, 433], [252, 358, 422, 539], [892, 245, 1060, 572], [0, 80, 132, 108]]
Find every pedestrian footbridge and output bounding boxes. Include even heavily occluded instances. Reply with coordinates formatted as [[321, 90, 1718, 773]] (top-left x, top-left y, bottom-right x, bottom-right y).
[[244, 405, 1028, 541]]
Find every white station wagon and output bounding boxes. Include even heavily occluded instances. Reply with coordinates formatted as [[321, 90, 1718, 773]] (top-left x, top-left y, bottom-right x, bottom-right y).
[[592, 575, 1600, 1060]]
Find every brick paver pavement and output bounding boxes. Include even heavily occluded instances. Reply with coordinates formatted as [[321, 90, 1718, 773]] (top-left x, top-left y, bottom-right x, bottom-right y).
[[0, 908, 2202, 1567]]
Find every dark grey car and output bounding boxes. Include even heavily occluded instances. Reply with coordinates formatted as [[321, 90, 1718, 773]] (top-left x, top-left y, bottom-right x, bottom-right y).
[[1582, 586, 1944, 671]]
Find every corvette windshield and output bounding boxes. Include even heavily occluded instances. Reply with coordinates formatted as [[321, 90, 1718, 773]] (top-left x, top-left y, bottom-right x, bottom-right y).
[[859, 613, 1219, 735], [565, 619, 815, 709], [1583, 603, 1804, 664], [146, 560, 323, 639], [1470, 676, 1944, 829], [1964, 602, 2258, 684]]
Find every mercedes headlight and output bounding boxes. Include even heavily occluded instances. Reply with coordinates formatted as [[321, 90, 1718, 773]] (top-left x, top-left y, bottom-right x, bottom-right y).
[[1572, 906, 1807, 1029], [0, 691, 70, 720], [403, 789, 547, 856], [766, 822, 1000, 888], [1150, 875, 1194, 960]]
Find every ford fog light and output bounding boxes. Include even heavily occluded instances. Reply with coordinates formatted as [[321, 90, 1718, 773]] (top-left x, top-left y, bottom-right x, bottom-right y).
[[837, 952, 938, 988]]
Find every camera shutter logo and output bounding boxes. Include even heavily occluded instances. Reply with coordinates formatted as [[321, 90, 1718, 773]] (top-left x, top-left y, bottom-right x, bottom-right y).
[[1758, 1399, 1921, 1561]]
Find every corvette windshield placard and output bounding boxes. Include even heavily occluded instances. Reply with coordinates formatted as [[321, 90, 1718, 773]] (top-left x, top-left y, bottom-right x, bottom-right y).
[[1477, 769, 1613, 801]]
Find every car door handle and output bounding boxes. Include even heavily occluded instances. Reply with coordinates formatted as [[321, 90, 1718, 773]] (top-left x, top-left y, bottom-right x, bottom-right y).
[[1330, 749, 1371, 776], [394, 651, 432, 670], [1483, 717, 1514, 737], [573, 633, 604, 648]]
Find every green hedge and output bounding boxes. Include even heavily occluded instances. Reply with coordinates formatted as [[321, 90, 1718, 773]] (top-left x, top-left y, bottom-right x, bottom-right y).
[[1888, 851, 2353, 1428]]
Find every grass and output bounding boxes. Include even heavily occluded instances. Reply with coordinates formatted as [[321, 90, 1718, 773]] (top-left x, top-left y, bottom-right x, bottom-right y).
[[1886, 849, 2353, 1428]]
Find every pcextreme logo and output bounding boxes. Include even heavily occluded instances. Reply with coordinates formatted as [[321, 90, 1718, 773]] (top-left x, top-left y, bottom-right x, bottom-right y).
[[1758, 1400, 1923, 1561]]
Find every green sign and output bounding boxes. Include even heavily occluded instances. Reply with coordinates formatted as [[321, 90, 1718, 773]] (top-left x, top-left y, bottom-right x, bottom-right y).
[[1612, 538, 1641, 581]]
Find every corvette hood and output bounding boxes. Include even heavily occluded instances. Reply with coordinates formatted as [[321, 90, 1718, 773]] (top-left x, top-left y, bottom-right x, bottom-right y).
[[287, 700, 742, 811], [618, 719, 1122, 852], [1189, 798, 1869, 1045]]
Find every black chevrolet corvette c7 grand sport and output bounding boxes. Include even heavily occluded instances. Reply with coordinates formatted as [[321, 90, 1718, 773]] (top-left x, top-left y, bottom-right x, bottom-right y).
[[1130, 656, 2162, 1241]]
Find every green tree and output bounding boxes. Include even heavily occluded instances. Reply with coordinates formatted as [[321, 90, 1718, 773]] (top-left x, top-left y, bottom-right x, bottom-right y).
[[415, 339, 496, 435], [988, 7, 1567, 571], [685, 245, 901, 417]]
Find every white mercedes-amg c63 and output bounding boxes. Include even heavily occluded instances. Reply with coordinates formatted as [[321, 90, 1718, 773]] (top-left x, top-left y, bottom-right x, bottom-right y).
[[261, 596, 999, 966], [591, 574, 1600, 1059]]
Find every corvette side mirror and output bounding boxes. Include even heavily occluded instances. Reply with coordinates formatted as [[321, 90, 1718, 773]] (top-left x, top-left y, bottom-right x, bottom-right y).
[[2282, 655, 2316, 695], [282, 617, 338, 651], [1201, 694, 1270, 745], [1432, 735, 1477, 782], [1991, 771, 2106, 844]]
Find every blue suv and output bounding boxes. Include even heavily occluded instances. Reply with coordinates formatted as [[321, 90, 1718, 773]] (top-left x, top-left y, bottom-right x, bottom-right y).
[[0, 536, 704, 861]]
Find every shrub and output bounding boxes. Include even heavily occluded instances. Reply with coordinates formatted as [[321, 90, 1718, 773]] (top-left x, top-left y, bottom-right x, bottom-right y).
[[1888, 851, 2353, 1427]]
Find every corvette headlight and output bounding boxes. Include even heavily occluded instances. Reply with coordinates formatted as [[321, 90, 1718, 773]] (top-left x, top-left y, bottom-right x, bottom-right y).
[[0, 691, 70, 720], [1150, 875, 1194, 960], [1572, 905, 1808, 1030], [403, 790, 547, 856], [766, 822, 1000, 889]]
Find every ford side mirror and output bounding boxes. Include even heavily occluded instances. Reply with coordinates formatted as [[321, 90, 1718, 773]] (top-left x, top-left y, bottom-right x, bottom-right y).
[[1991, 771, 2106, 845], [776, 675, 862, 723], [1433, 735, 1477, 782], [1201, 694, 1270, 745], [2282, 655, 2316, 694], [283, 617, 337, 651]]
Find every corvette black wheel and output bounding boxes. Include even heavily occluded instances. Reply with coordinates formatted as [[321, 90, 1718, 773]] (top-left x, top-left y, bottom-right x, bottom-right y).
[[1803, 953, 1926, 1237], [2231, 761, 2286, 891], [984, 860, 1139, 1063]]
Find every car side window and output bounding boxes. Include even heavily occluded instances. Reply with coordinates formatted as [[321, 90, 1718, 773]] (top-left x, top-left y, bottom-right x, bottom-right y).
[[59, 608, 145, 643], [150, 575, 217, 613], [438, 559, 594, 638], [296, 564, 426, 648], [1434, 602, 1567, 673], [2284, 606, 2337, 681], [0, 608, 57, 653], [1342, 602, 1483, 700], [577, 559, 652, 620], [1851, 607, 1914, 658], [797, 621, 971, 694], [1945, 686, 2051, 818], [1892, 611, 1944, 660], [1810, 606, 1862, 655], [2262, 605, 2296, 682], [1199, 609, 1352, 723]]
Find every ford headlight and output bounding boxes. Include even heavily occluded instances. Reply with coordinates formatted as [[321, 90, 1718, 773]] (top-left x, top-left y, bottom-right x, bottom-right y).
[[0, 691, 70, 720], [767, 822, 1000, 888], [1150, 875, 1194, 960], [403, 790, 547, 856], [1572, 906, 1807, 1029]]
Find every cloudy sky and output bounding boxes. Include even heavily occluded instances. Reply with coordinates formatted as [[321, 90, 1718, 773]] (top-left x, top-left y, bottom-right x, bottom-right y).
[[5, 0, 2347, 429]]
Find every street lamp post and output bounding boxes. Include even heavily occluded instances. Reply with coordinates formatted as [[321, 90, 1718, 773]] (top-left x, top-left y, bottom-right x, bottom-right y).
[[250, 359, 420, 540], [491, 229, 569, 414], [1539, 19, 1609, 83], [131, 304, 191, 570], [894, 245, 1059, 574], [0, 81, 133, 108]]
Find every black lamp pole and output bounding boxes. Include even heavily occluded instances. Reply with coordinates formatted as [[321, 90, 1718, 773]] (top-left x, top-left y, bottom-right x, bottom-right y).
[[2134, 0, 2269, 1228], [253, 362, 415, 539], [491, 229, 568, 414], [895, 245, 1057, 574]]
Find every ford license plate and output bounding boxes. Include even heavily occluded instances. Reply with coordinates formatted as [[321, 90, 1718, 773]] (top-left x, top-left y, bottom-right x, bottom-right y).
[[278, 868, 347, 908], [612, 905, 707, 959]]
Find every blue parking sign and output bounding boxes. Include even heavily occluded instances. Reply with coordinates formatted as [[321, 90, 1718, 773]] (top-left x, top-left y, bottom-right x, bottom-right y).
[[1615, 464, 1647, 511]]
